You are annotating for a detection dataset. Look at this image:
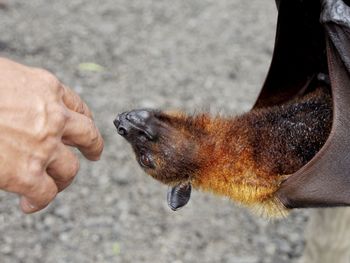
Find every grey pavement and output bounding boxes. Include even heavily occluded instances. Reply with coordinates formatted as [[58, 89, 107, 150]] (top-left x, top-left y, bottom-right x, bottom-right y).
[[0, 1, 308, 262]]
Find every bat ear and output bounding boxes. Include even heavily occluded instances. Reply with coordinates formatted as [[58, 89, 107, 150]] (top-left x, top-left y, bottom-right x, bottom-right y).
[[167, 183, 191, 211], [254, 1, 350, 208]]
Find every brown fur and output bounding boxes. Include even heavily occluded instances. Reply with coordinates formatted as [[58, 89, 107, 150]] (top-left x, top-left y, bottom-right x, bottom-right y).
[[120, 87, 332, 217]]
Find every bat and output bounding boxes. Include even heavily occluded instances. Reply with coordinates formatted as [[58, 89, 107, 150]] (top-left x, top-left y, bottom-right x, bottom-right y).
[[114, 86, 332, 217]]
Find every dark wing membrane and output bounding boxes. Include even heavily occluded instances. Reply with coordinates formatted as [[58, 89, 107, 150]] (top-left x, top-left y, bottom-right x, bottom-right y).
[[271, 0, 350, 208]]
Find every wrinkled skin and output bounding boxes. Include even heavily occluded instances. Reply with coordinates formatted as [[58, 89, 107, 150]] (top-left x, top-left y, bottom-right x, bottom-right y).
[[0, 57, 104, 213]]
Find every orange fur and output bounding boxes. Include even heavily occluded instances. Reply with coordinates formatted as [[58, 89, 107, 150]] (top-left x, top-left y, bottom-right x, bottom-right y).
[[120, 87, 332, 217], [177, 114, 287, 216]]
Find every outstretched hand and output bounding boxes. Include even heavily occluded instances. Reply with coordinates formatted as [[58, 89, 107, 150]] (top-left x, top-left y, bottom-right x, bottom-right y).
[[0, 58, 104, 213]]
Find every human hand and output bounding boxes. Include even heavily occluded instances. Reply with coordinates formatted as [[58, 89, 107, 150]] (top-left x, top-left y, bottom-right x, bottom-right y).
[[0, 57, 104, 213]]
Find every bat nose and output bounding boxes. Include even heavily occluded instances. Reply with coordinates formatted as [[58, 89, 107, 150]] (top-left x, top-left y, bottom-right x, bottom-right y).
[[114, 112, 132, 136], [114, 109, 155, 138], [113, 116, 121, 130]]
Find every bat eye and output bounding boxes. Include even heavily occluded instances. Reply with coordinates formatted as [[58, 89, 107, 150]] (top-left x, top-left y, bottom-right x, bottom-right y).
[[139, 153, 154, 168]]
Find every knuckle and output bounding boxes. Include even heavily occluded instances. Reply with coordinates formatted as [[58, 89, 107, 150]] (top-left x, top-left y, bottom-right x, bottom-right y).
[[32, 104, 67, 143], [35, 68, 60, 87], [48, 105, 68, 129], [28, 160, 44, 178]]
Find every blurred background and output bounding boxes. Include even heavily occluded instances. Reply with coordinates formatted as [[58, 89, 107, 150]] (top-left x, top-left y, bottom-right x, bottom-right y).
[[0, 1, 309, 262]]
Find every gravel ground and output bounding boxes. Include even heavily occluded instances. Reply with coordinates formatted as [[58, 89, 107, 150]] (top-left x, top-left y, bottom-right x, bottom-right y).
[[0, 1, 310, 262]]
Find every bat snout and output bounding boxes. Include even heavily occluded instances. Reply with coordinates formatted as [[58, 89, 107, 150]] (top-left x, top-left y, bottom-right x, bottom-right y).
[[114, 109, 159, 141], [114, 119, 129, 137]]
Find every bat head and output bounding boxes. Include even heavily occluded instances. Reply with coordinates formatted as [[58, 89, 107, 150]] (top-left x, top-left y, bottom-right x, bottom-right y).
[[114, 109, 206, 210]]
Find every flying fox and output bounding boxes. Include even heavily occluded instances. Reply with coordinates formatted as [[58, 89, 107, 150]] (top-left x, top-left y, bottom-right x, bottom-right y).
[[114, 86, 332, 217]]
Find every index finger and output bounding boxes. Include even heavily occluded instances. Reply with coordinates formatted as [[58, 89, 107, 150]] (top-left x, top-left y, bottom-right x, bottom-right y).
[[63, 110, 104, 161], [61, 84, 93, 119]]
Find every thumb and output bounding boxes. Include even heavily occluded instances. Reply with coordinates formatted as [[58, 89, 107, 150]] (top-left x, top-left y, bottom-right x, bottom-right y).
[[20, 196, 39, 214]]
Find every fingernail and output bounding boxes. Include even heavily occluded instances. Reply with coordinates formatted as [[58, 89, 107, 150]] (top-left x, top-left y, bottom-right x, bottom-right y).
[[20, 197, 37, 212]]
